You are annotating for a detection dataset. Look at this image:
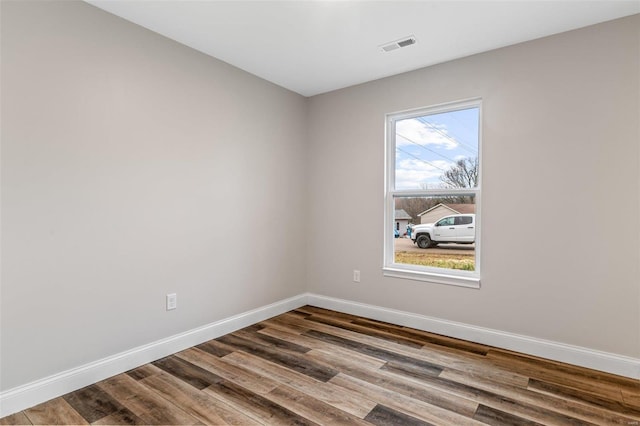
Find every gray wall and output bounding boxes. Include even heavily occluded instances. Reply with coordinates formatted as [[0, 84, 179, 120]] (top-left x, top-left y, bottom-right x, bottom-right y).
[[1, 1, 308, 390], [307, 15, 640, 358]]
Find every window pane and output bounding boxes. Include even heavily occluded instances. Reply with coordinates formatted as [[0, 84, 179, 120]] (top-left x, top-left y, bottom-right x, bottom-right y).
[[394, 195, 476, 272], [395, 107, 479, 191]]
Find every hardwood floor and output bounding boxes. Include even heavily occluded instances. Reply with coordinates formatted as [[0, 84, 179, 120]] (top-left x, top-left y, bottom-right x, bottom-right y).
[[1, 306, 639, 425]]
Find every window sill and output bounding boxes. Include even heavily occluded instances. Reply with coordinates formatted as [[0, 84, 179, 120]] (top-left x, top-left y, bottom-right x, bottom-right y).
[[383, 266, 480, 289]]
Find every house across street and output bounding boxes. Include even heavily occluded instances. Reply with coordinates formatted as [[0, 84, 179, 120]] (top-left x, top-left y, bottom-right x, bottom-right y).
[[418, 203, 476, 224]]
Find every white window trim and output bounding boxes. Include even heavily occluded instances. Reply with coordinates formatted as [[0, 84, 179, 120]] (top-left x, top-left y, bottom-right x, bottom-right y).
[[383, 98, 482, 288]]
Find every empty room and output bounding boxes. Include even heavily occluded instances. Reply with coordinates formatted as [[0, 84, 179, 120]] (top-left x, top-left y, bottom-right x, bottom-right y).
[[1, 0, 639, 424]]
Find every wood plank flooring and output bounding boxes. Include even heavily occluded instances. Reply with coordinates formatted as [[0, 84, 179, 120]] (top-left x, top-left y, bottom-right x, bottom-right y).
[[1, 306, 639, 425]]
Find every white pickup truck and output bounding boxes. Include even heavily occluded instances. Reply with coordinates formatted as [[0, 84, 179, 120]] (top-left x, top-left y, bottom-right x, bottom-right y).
[[411, 214, 475, 249]]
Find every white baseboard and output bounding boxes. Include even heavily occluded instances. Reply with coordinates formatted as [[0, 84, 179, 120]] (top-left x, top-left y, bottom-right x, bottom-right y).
[[0, 294, 308, 418], [306, 294, 640, 380], [2, 292, 638, 418]]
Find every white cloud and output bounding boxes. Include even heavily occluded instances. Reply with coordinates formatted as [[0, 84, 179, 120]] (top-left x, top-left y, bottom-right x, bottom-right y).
[[395, 158, 451, 190], [396, 118, 458, 150]]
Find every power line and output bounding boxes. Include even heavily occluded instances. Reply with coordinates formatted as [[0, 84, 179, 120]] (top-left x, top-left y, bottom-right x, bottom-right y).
[[396, 146, 447, 172], [449, 112, 478, 140], [396, 132, 460, 164], [415, 117, 478, 155]]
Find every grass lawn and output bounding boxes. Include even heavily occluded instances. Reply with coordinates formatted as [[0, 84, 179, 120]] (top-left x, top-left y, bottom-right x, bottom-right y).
[[395, 251, 475, 271]]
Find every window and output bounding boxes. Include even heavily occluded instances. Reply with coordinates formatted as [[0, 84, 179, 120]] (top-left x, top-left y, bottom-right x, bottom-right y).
[[384, 99, 481, 287], [456, 216, 473, 226], [436, 217, 455, 227]]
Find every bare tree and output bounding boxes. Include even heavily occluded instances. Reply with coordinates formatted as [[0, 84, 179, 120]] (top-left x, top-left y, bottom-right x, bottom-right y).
[[395, 197, 432, 224], [440, 157, 478, 189], [438, 157, 478, 204]]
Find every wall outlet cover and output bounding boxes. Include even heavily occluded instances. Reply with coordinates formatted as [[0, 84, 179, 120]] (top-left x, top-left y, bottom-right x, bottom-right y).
[[166, 293, 177, 310]]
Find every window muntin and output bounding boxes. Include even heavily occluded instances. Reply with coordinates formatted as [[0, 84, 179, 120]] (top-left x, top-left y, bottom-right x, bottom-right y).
[[385, 99, 481, 287]]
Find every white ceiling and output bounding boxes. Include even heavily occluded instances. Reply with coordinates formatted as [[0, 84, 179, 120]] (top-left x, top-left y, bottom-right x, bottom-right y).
[[86, 1, 640, 97]]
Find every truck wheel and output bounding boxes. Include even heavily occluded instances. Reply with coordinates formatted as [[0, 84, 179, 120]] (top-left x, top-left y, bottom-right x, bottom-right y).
[[416, 235, 432, 249]]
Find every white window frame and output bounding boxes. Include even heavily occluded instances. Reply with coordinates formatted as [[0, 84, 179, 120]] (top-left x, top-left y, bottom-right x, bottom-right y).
[[383, 98, 482, 288]]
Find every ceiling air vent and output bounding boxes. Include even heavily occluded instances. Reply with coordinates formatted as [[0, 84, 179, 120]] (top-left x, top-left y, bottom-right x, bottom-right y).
[[380, 36, 417, 53]]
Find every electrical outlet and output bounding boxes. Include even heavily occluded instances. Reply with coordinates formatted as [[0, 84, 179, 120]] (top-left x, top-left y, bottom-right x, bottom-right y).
[[166, 293, 177, 311], [353, 270, 361, 283]]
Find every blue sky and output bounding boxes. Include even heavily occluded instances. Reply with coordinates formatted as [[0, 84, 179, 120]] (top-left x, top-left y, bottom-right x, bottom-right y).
[[395, 107, 479, 190]]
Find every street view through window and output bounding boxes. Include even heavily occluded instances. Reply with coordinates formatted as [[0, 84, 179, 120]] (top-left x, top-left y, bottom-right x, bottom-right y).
[[387, 100, 480, 281]]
